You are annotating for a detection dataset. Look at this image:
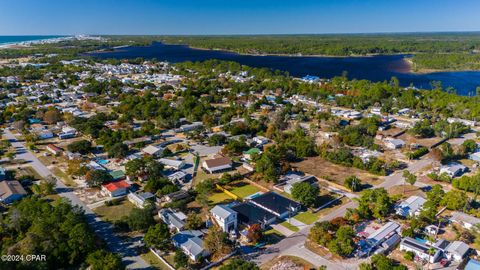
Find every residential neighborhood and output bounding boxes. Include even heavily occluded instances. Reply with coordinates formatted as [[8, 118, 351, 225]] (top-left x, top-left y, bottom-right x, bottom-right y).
[[2, 34, 480, 270]]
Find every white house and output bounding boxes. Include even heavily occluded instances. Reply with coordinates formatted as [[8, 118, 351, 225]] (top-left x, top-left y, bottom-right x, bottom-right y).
[[395, 196, 426, 217], [445, 241, 470, 262], [384, 138, 405, 150], [101, 180, 130, 197], [440, 163, 467, 178], [450, 211, 480, 230], [172, 230, 209, 261], [159, 158, 185, 170], [400, 237, 441, 263], [127, 192, 155, 208], [210, 204, 237, 233], [159, 208, 187, 232], [142, 145, 164, 157], [202, 157, 232, 174]]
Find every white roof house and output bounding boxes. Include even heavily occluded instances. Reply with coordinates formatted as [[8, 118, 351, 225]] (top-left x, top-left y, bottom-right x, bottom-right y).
[[159, 158, 185, 170], [142, 145, 164, 156], [210, 204, 237, 233], [450, 211, 480, 230], [367, 221, 401, 247], [440, 163, 467, 178], [384, 138, 405, 149], [395, 196, 426, 217], [445, 241, 470, 262]]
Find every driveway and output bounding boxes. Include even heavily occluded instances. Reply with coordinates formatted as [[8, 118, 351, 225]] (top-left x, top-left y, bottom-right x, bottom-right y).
[[3, 130, 151, 270]]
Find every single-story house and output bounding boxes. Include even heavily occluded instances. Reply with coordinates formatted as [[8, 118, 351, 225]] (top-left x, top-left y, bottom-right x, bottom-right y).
[[395, 195, 426, 217], [252, 136, 269, 146], [46, 144, 63, 155], [109, 170, 126, 181], [440, 163, 468, 178], [36, 130, 54, 140], [243, 148, 261, 160], [399, 237, 441, 263], [167, 170, 188, 183], [284, 175, 318, 195], [175, 122, 203, 133], [249, 192, 301, 219], [450, 211, 480, 230], [445, 241, 470, 262], [172, 230, 209, 261], [202, 157, 232, 174], [0, 180, 27, 204], [231, 202, 276, 229], [101, 180, 131, 197], [384, 138, 405, 150], [142, 145, 164, 157], [159, 158, 185, 170], [163, 190, 190, 203], [210, 204, 237, 233], [367, 221, 401, 248], [127, 192, 155, 208], [159, 208, 187, 232]]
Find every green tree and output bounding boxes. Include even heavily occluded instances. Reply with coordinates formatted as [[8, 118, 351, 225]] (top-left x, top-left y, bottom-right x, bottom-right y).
[[126, 206, 156, 232], [86, 250, 125, 270], [220, 259, 259, 270], [291, 182, 319, 207], [174, 249, 189, 269], [344, 176, 361, 192], [85, 170, 113, 187], [144, 222, 172, 251], [67, 140, 92, 154], [184, 213, 203, 230], [108, 143, 129, 159]]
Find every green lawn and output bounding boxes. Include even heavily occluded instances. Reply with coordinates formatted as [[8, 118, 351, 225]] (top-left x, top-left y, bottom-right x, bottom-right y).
[[93, 199, 136, 221], [17, 166, 43, 180], [230, 183, 261, 198], [50, 167, 76, 187], [208, 192, 233, 205], [293, 211, 320, 225], [280, 220, 300, 232], [141, 252, 172, 270]]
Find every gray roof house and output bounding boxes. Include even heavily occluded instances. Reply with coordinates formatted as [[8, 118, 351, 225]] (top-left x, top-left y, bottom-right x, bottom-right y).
[[450, 211, 480, 230], [395, 195, 426, 217], [210, 204, 237, 233], [445, 241, 470, 262], [0, 181, 27, 204], [172, 230, 209, 261], [158, 208, 187, 232]]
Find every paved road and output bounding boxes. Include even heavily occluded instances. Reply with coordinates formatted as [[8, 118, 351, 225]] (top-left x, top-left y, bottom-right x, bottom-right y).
[[3, 130, 151, 270], [254, 156, 434, 269]]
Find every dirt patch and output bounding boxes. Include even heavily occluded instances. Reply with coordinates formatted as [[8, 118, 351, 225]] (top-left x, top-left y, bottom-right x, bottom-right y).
[[261, 255, 315, 270], [388, 185, 425, 199], [292, 156, 383, 186], [397, 133, 444, 149]]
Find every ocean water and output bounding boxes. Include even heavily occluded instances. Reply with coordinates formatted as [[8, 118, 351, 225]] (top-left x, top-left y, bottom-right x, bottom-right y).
[[0, 35, 64, 45]]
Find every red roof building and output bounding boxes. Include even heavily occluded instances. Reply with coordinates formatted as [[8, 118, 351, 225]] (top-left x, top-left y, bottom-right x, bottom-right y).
[[101, 180, 131, 197]]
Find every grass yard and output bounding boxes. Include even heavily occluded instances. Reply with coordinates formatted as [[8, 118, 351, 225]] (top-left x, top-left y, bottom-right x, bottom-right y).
[[140, 252, 172, 270], [293, 211, 319, 225], [93, 199, 135, 221], [208, 191, 234, 206], [263, 228, 284, 245], [50, 167, 76, 187], [280, 220, 300, 232], [229, 182, 261, 198], [16, 166, 43, 180]]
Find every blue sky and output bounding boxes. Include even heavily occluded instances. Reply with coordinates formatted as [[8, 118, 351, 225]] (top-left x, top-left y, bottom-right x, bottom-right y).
[[0, 0, 479, 35]]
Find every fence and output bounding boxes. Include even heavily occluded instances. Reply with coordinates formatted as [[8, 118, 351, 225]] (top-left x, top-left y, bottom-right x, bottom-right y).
[[216, 184, 239, 200]]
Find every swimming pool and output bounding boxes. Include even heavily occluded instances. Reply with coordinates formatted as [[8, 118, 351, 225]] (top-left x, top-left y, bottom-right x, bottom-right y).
[[96, 159, 109, 165]]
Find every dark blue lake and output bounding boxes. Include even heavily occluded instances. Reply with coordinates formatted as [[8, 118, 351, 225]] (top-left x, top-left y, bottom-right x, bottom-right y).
[[88, 42, 480, 96]]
